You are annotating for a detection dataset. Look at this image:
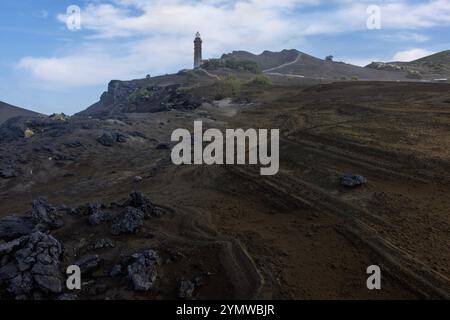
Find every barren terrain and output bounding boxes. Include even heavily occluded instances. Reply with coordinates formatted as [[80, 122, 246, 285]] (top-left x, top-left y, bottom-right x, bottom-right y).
[[1, 79, 449, 299]]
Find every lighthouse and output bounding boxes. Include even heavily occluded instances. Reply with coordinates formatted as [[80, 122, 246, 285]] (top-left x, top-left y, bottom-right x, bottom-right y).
[[194, 32, 202, 69]]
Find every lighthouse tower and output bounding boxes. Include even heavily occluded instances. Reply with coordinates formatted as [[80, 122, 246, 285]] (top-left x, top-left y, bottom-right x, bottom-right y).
[[194, 32, 202, 69]]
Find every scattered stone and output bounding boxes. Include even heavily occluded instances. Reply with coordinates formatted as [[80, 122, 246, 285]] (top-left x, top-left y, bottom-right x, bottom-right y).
[[124, 192, 159, 218], [93, 238, 115, 250], [111, 207, 145, 235], [340, 175, 367, 188], [127, 250, 160, 291], [178, 279, 196, 299], [133, 176, 143, 183], [88, 204, 112, 226], [75, 255, 103, 274], [31, 197, 64, 230], [57, 293, 78, 300], [178, 275, 206, 299], [53, 153, 77, 162], [110, 264, 122, 278]]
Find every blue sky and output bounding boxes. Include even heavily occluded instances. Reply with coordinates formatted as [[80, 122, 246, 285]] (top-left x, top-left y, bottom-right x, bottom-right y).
[[1, 0, 449, 115]]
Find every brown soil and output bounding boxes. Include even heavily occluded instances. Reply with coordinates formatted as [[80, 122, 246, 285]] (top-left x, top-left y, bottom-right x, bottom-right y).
[[1, 81, 449, 299]]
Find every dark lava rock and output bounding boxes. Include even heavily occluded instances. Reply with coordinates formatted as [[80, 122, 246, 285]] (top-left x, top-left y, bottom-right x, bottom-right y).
[[0, 216, 35, 241], [57, 293, 78, 300], [0, 237, 28, 255], [340, 175, 367, 188], [32, 197, 64, 230], [0, 116, 29, 143], [53, 153, 77, 162], [124, 192, 160, 218], [110, 264, 122, 278], [97, 132, 127, 147], [178, 276, 205, 299], [78, 81, 201, 118], [93, 238, 115, 250], [0, 232, 63, 297], [111, 207, 145, 235], [74, 255, 103, 274], [97, 133, 115, 147], [127, 250, 160, 291], [178, 279, 196, 299], [133, 176, 143, 183], [0, 166, 17, 179], [156, 143, 170, 150], [88, 204, 112, 226]]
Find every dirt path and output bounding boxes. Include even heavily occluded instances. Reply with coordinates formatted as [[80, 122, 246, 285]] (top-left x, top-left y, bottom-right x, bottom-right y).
[[263, 53, 302, 73]]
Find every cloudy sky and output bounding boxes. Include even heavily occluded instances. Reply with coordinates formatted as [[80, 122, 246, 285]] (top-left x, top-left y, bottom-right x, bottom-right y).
[[0, 0, 449, 114]]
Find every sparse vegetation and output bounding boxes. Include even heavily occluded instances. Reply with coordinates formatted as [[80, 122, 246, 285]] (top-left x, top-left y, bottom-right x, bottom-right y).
[[250, 74, 272, 85], [24, 128, 34, 138], [351, 76, 359, 81], [49, 113, 70, 121], [201, 58, 261, 74], [213, 75, 242, 100], [407, 70, 423, 79], [128, 87, 154, 103], [325, 55, 334, 62], [176, 87, 192, 94]]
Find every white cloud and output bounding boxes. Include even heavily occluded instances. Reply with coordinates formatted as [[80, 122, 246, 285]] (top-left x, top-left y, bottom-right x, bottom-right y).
[[18, 0, 450, 87], [17, 37, 192, 87], [392, 48, 435, 62]]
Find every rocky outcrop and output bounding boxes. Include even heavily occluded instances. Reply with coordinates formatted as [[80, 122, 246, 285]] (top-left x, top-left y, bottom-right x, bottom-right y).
[[88, 204, 112, 226], [97, 132, 127, 147], [366, 62, 404, 71], [124, 192, 156, 218], [0, 193, 175, 299], [0, 232, 63, 298], [78, 81, 201, 118], [111, 207, 145, 235], [127, 250, 160, 291], [32, 197, 64, 230]]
